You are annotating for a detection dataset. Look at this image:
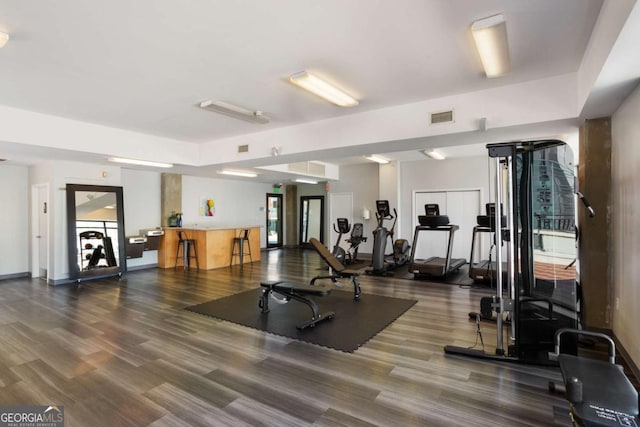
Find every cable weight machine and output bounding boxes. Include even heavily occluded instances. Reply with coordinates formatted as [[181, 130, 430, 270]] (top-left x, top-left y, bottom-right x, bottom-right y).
[[446, 139, 580, 363]]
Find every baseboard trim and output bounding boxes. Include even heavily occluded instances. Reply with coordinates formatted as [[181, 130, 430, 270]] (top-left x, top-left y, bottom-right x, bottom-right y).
[[0, 272, 30, 281], [126, 263, 158, 271], [48, 277, 76, 286]]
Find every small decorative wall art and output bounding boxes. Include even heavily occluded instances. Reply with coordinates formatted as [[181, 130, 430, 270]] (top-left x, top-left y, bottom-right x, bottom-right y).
[[200, 198, 215, 216]]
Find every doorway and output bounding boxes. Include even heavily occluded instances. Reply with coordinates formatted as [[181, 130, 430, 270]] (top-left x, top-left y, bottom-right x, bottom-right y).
[[412, 189, 482, 261], [31, 183, 49, 281], [266, 193, 283, 248], [300, 196, 324, 247]]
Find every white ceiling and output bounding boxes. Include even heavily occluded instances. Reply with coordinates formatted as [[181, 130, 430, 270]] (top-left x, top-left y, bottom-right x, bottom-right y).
[[0, 0, 637, 182]]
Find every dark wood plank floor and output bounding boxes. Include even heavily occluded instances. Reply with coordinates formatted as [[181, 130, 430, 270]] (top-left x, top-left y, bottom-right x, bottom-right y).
[[0, 248, 572, 426]]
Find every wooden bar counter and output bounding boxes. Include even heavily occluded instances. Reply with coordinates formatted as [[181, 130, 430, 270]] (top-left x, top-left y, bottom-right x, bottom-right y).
[[158, 226, 261, 269]]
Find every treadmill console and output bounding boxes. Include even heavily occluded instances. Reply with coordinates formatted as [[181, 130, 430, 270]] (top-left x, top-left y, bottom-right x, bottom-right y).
[[419, 204, 450, 227], [425, 204, 440, 216], [336, 218, 350, 233], [376, 200, 391, 218], [486, 203, 503, 216], [477, 203, 507, 228]]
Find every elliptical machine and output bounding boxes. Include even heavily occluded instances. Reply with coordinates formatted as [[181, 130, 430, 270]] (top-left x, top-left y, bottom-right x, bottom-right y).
[[366, 200, 410, 275], [332, 218, 368, 265]]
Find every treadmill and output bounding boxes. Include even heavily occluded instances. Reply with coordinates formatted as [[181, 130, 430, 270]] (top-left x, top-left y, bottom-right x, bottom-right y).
[[468, 203, 508, 283], [409, 204, 466, 278]]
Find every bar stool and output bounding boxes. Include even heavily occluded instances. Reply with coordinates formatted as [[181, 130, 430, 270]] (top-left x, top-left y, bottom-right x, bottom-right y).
[[175, 231, 199, 271], [230, 229, 252, 267]]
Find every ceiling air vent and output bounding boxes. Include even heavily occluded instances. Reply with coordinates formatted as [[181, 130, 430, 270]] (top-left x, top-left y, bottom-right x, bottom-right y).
[[288, 162, 308, 173], [238, 144, 249, 153], [308, 162, 325, 176], [430, 110, 454, 125], [287, 161, 326, 176]]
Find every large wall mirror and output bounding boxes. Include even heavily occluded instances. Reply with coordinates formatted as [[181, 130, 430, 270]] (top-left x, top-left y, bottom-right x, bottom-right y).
[[66, 184, 126, 282], [299, 195, 324, 247]]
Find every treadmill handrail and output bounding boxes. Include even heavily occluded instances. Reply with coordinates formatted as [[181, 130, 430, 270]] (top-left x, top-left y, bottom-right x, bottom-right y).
[[409, 224, 462, 276], [413, 224, 460, 232]]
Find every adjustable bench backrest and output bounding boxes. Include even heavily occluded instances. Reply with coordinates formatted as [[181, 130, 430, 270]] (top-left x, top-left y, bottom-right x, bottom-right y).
[[310, 238, 345, 273]]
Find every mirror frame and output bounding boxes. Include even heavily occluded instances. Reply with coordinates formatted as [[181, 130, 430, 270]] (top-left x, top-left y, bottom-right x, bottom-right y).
[[299, 195, 325, 247], [66, 184, 126, 282]]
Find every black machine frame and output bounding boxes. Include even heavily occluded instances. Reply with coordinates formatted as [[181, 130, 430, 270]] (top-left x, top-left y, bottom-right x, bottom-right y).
[[366, 200, 410, 275], [468, 203, 507, 283], [408, 204, 465, 278], [409, 224, 465, 278], [446, 139, 580, 364]]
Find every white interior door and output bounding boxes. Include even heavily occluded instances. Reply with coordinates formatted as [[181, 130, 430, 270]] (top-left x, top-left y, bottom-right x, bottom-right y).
[[32, 184, 49, 280], [329, 192, 353, 250], [446, 191, 481, 260], [413, 190, 481, 261]]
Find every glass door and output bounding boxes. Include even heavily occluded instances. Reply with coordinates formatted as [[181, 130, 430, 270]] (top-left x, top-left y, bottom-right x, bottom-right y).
[[266, 193, 283, 248]]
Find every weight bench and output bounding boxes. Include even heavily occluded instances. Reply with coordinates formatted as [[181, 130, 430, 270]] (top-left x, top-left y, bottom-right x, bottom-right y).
[[309, 237, 362, 301], [548, 328, 639, 426], [259, 281, 335, 330]]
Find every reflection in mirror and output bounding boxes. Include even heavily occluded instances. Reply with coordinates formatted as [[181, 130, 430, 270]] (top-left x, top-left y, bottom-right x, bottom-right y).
[[299, 196, 324, 247], [66, 184, 126, 282], [75, 191, 119, 271]]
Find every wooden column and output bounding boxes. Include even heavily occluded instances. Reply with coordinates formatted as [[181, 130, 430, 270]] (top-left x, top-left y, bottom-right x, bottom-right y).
[[161, 173, 181, 227], [285, 185, 297, 246], [578, 117, 612, 329]]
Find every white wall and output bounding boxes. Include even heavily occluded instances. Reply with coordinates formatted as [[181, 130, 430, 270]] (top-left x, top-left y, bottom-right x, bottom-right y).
[[0, 164, 29, 277], [181, 175, 273, 248], [122, 169, 162, 269], [611, 83, 640, 369], [331, 163, 379, 254], [379, 162, 401, 235]]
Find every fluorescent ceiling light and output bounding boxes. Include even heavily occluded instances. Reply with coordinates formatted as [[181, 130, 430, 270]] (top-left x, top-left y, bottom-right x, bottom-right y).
[[0, 32, 8, 48], [364, 155, 389, 164], [289, 71, 358, 107], [218, 170, 257, 178], [108, 157, 173, 168], [200, 100, 269, 124], [295, 178, 318, 184], [471, 14, 511, 78], [421, 149, 446, 160]]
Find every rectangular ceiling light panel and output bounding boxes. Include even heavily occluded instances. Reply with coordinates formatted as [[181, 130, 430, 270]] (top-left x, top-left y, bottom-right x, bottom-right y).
[[295, 178, 318, 184], [200, 100, 269, 124], [218, 170, 257, 178], [289, 71, 358, 107], [421, 150, 446, 160], [364, 155, 389, 164], [108, 157, 173, 168], [471, 14, 511, 78]]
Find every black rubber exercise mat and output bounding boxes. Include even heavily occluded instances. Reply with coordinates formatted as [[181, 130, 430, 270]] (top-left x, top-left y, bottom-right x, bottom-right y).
[[185, 288, 416, 353]]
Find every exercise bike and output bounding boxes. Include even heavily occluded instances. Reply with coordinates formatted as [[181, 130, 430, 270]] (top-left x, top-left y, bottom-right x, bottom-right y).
[[366, 200, 410, 276], [331, 218, 368, 265]]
